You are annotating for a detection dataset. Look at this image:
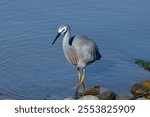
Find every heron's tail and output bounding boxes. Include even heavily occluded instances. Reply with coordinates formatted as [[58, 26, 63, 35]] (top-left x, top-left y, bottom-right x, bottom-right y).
[[96, 48, 102, 60]]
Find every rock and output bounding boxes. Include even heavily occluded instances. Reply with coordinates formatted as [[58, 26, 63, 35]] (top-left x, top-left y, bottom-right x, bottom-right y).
[[136, 97, 149, 100], [118, 95, 132, 100], [78, 95, 99, 100], [64, 97, 75, 100], [84, 86, 100, 95], [130, 80, 150, 100], [134, 59, 150, 71], [99, 87, 109, 94], [98, 91, 116, 100], [145, 93, 150, 99], [140, 80, 150, 90], [130, 83, 147, 96]]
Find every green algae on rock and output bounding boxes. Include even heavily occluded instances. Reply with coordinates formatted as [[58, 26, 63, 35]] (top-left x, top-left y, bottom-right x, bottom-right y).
[[134, 59, 150, 71]]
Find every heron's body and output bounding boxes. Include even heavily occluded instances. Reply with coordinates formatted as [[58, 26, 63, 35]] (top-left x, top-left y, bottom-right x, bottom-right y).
[[62, 27, 101, 68], [52, 25, 101, 97]]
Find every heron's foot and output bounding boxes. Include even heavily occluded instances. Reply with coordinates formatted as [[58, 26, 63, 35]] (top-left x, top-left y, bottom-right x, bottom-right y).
[[81, 83, 85, 96], [75, 82, 85, 98], [75, 83, 80, 98]]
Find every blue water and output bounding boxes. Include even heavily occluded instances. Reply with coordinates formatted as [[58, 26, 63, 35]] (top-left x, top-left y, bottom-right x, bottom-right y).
[[0, 0, 150, 99]]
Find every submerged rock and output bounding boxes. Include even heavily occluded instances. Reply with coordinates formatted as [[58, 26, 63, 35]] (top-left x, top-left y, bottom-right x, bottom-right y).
[[134, 59, 150, 71], [98, 91, 116, 100]]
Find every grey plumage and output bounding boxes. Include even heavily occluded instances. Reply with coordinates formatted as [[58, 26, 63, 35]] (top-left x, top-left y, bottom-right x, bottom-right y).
[[52, 25, 101, 68], [52, 25, 101, 97]]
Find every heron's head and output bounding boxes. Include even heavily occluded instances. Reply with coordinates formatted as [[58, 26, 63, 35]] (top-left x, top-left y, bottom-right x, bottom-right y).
[[52, 25, 70, 45]]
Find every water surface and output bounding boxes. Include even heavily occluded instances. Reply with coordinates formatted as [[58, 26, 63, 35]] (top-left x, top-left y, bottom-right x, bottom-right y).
[[0, 0, 150, 99]]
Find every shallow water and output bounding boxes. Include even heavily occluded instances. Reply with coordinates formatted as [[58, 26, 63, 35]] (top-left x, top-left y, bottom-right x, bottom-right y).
[[0, 0, 150, 99]]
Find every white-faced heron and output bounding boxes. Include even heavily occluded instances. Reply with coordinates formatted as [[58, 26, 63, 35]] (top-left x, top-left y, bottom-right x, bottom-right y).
[[52, 25, 101, 97]]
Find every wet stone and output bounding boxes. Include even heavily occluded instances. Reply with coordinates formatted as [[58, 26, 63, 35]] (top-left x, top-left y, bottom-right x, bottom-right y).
[[117, 95, 132, 100], [140, 80, 150, 90], [84, 86, 100, 95], [130, 83, 147, 97], [98, 91, 116, 100]]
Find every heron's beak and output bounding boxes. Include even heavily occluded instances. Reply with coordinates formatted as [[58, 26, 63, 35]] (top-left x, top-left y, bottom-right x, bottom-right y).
[[52, 33, 61, 45]]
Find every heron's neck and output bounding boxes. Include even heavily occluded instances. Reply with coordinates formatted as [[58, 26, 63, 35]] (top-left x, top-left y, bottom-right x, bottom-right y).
[[63, 30, 71, 48]]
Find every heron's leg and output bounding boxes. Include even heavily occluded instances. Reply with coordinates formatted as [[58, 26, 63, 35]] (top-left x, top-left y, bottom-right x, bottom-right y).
[[80, 69, 86, 96], [75, 83, 80, 97], [80, 69, 86, 85], [75, 69, 86, 97], [75, 68, 81, 98], [77, 68, 81, 83], [81, 82, 85, 96]]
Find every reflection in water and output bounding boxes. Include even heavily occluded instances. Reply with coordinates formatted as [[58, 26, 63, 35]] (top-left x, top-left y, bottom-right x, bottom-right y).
[[0, 0, 150, 99]]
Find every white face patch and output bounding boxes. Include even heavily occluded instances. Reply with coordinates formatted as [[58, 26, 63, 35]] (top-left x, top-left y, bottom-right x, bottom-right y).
[[58, 25, 67, 34], [58, 28, 64, 33]]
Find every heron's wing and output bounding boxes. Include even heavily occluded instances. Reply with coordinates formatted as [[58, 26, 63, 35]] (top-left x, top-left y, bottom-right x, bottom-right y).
[[65, 46, 78, 67], [72, 35, 101, 64]]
